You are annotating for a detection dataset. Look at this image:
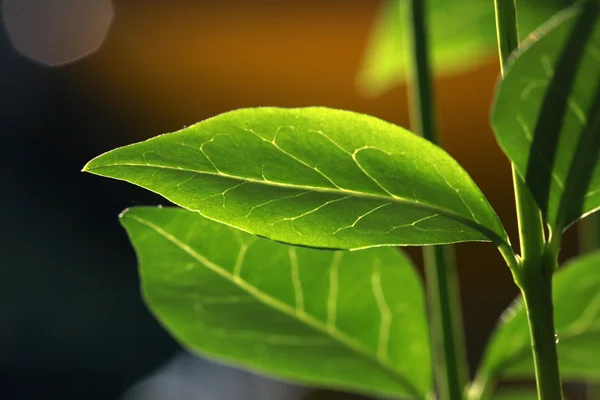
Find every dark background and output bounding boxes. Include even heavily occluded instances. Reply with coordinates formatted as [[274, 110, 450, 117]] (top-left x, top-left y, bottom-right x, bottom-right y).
[[0, 1, 581, 399]]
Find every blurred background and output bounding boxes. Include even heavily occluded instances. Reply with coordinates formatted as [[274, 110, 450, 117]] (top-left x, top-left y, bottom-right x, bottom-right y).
[[0, 0, 581, 399]]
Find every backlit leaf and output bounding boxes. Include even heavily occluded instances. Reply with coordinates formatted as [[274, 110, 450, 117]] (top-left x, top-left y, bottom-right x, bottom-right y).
[[121, 206, 432, 398], [476, 249, 600, 383], [357, 0, 572, 96], [84, 107, 508, 250], [491, 1, 600, 234]]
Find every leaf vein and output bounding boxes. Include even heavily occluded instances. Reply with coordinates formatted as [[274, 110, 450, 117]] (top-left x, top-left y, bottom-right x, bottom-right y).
[[333, 203, 393, 235], [289, 248, 305, 315], [327, 252, 343, 333], [126, 213, 421, 396], [371, 258, 391, 364], [88, 162, 506, 245]]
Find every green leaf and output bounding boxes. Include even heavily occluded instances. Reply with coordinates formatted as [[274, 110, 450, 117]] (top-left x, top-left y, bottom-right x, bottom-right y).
[[476, 249, 600, 383], [84, 107, 508, 251], [120, 206, 432, 398], [357, 0, 572, 96], [491, 1, 600, 234]]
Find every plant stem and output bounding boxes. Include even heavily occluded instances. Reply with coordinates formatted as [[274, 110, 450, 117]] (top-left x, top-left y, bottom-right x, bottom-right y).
[[493, 0, 563, 398], [493, 0, 519, 75], [404, 1, 468, 398], [512, 172, 546, 261], [422, 246, 468, 399], [520, 254, 562, 400], [405, 0, 435, 143], [493, 0, 546, 262]]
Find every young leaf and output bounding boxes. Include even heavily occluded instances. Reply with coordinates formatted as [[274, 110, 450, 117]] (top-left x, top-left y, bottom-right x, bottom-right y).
[[84, 107, 508, 251], [476, 249, 600, 384], [357, 0, 572, 96], [491, 1, 600, 234], [120, 206, 432, 398]]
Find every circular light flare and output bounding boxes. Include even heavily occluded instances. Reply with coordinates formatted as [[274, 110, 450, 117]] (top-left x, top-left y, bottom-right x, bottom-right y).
[[2, 0, 114, 67]]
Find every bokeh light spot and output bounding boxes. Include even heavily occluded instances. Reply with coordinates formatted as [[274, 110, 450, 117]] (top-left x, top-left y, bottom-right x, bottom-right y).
[[2, 0, 113, 66]]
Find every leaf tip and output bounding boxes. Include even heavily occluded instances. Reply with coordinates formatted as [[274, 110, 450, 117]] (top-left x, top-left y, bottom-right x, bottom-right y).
[[81, 148, 118, 174], [81, 156, 102, 173], [118, 208, 131, 219]]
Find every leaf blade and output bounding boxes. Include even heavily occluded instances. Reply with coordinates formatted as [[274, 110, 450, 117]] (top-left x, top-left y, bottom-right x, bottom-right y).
[[491, 1, 600, 233], [357, 0, 572, 96], [85, 107, 507, 250], [121, 206, 432, 398], [477, 249, 600, 383]]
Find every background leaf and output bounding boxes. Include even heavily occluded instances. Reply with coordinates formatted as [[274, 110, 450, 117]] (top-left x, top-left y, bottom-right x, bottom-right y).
[[84, 107, 508, 250], [120, 206, 432, 398], [476, 249, 600, 383], [491, 1, 600, 234], [357, 0, 573, 96]]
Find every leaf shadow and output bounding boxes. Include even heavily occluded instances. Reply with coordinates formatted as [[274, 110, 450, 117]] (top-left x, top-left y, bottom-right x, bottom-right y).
[[524, 0, 600, 229]]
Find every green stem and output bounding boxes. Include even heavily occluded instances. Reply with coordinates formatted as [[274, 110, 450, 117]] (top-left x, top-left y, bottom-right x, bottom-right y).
[[405, 0, 435, 142], [493, 0, 520, 75], [512, 170, 546, 261], [493, 1, 563, 398], [494, 0, 546, 262], [404, 1, 468, 398], [422, 246, 468, 399], [520, 254, 563, 400]]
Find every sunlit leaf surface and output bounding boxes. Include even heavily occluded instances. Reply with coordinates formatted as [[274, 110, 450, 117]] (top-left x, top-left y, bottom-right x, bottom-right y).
[[121, 206, 432, 398], [84, 107, 507, 250]]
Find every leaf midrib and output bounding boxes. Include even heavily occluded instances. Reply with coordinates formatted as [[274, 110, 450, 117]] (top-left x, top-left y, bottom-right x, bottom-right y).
[[125, 212, 424, 398], [87, 161, 506, 246]]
